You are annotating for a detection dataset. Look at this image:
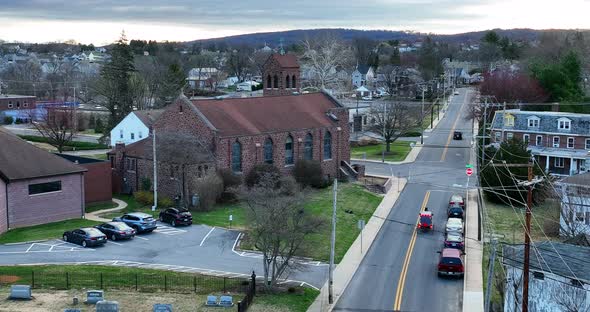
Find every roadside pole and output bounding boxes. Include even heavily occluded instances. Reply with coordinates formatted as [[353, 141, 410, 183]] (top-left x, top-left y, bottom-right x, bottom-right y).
[[484, 239, 497, 312], [481, 98, 488, 165], [152, 129, 157, 211], [328, 179, 338, 304]]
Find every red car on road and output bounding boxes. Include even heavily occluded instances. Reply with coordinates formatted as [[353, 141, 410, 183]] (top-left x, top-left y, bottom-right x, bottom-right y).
[[437, 248, 465, 278], [417, 211, 433, 231]]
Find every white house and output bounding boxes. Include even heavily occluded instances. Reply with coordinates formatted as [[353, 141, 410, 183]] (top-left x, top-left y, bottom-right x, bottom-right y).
[[352, 65, 375, 88], [557, 173, 590, 237], [236, 81, 260, 92], [109, 110, 163, 147], [186, 67, 219, 89], [503, 242, 590, 312]]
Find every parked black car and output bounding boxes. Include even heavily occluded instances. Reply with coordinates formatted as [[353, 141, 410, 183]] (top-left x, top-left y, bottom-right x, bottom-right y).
[[447, 203, 464, 219], [159, 208, 193, 227], [113, 212, 157, 233], [63, 228, 107, 248], [453, 131, 463, 140], [94, 222, 136, 241]]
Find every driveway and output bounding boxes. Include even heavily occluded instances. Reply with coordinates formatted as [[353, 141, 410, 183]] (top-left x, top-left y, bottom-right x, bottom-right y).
[[0, 222, 328, 289]]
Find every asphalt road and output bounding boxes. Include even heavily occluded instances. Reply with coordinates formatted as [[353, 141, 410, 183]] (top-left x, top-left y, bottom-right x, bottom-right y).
[[0, 222, 328, 289], [335, 88, 475, 312], [2, 125, 101, 143]]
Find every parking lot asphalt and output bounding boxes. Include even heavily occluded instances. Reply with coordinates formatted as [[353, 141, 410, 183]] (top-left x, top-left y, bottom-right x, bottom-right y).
[[0, 222, 328, 289]]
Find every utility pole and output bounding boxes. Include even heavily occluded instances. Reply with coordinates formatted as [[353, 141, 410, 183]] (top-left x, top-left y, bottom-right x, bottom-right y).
[[484, 238, 497, 312], [481, 98, 488, 165], [421, 87, 425, 144], [382, 102, 387, 162], [522, 160, 533, 312], [328, 179, 338, 304], [501, 101, 506, 143], [151, 129, 158, 211]]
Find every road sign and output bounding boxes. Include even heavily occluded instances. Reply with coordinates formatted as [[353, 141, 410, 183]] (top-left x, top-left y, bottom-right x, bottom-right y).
[[357, 219, 365, 230], [466, 164, 473, 168], [466, 168, 473, 176]]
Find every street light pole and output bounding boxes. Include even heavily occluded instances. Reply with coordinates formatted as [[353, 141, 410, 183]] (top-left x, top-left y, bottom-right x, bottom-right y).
[[151, 129, 158, 211], [421, 87, 425, 145], [328, 179, 338, 304]]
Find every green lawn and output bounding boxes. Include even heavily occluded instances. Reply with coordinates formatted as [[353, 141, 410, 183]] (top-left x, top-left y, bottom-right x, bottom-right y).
[[101, 194, 156, 219], [85, 200, 117, 213], [18, 135, 108, 150], [254, 288, 320, 312], [191, 202, 247, 230], [0, 219, 101, 244], [351, 141, 412, 162]]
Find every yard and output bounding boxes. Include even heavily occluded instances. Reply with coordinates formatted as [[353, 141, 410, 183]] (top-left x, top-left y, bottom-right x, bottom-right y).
[[350, 141, 412, 162], [0, 219, 100, 244], [0, 265, 319, 312], [85, 200, 117, 213]]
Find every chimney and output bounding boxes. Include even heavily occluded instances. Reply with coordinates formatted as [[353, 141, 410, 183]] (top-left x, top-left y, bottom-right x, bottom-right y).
[[552, 102, 560, 112]]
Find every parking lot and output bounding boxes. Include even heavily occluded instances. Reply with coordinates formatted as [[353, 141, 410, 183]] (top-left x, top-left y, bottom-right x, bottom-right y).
[[0, 221, 328, 288]]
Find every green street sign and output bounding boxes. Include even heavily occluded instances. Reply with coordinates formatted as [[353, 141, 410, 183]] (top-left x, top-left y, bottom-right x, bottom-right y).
[[466, 164, 473, 168]]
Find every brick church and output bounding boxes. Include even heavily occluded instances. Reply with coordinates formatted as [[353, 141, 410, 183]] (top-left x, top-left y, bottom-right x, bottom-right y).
[[110, 52, 351, 200]]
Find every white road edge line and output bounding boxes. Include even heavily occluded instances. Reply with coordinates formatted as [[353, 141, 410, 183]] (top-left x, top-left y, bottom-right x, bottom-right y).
[[25, 244, 35, 252], [200, 227, 216, 247], [231, 233, 242, 255]]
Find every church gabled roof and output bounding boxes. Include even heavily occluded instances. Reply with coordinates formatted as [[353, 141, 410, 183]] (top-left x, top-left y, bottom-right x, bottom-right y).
[[266, 53, 300, 69]]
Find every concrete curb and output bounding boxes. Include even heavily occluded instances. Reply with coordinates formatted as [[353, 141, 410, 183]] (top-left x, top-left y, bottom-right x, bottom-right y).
[[85, 198, 128, 222], [307, 176, 408, 312]]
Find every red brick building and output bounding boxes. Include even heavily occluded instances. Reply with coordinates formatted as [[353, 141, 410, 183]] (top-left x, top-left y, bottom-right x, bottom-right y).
[[110, 53, 351, 202], [0, 94, 36, 111], [57, 154, 112, 204]]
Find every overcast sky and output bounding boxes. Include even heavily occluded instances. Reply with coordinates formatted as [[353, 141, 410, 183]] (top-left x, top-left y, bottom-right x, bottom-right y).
[[0, 0, 589, 45]]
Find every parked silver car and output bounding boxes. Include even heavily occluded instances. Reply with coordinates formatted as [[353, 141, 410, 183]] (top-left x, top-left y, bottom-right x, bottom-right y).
[[445, 218, 464, 235]]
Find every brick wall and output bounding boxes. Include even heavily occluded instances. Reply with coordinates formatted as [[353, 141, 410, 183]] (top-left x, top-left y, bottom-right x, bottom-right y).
[[7, 173, 84, 228], [0, 179, 7, 234], [263, 57, 300, 96], [82, 161, 112, 204], [0, 96, 36, 111], [494, 130, 590, 149]]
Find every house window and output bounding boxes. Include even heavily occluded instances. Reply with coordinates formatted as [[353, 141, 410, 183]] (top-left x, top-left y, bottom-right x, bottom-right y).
[[119, 129, 123, 139], [495, 132, 501, 142], [273, 75, 278, 89], [568, 137, 575, 149], [292, 75, 296, 89], [324, 131, 332, 160], [558, 118, 571, 130], [304, 133, 313, 160], [285, 75, 290, 89], [266, 75, 271, 89], [507, 132, 514, 140], [504, 114, 515, 127], [23, 102, 28, 107], [523, 134, 530, 144], [285, 135, 294, 165], [571, 279, 584, 288], [28, 181, 62, 195], [139, 131, 143, 139], [586, 139, 590, 149], [553, 136, 560, 148], [130, 133, 135, 140], [231, 141, 242, 173], [536, 135, 543, 146], [555, 157, 565, 168], [532, 271, 545, 280], [527, 117, 539, 128], [264, 138, 273, 164], [7, 103, 13, 108]]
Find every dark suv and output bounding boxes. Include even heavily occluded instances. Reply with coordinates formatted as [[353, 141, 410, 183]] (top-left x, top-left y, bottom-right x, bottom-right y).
[[113, 212, 157, 233], [159, 208, 192, 227], [447, 203, 464, 219], [437, 248, 464, 278]]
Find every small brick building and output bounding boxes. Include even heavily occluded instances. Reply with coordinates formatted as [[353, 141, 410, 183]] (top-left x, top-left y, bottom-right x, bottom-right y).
[[110, 53, 351, 202], [56, 154, 112, 204]]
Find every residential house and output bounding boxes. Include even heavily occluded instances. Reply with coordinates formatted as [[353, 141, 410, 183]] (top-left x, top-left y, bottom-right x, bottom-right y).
[[110, 110, 163, 147], [556, 172, 590, 237], [490, 109, 590, 175], [0, 94, 36, 123], [352, 65, 375, 88], [503, 242, 590, 312], [186, 68, 219, 89], [0, 129, 86, 234]]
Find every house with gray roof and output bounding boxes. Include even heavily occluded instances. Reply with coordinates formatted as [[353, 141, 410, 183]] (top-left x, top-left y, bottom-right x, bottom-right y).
[[490, 109, 590, 175], [502, 241, 590, 312], [352, 64, 375, 88], [0, 129, 86, 234]]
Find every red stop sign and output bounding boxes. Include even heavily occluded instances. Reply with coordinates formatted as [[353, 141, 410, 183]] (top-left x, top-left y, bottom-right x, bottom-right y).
[[466, 168, 473, 176]]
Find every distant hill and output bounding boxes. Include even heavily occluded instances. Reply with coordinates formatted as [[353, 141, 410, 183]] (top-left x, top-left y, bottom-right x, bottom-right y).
[[187, 28, 552, 48]]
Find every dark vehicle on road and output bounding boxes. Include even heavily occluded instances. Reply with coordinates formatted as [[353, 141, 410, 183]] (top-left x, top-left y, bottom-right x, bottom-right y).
[[449, 194, 465, 208], [95, 222, 136, 241], [113, 212, 157, 233], [417, 211, 433, 231], [63, 227, 107, 248], [437, 248, 464, 278], [453, 131, 463, 140], [447, 203, 464, 219], [444, 233, 465, 251], [159, 208, 193, 227]]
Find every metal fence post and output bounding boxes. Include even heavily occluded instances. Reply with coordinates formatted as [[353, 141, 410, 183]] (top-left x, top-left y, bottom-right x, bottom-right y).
[[223, 277, 226, 293], [164, 274, 168, 292], [66, 272, 70, 289], [251, 271, 256, 297], [100, 273, 103, 289], [135, 273, 138, 291], [237, 301, 242, 312], [31, 271, 35, 288]]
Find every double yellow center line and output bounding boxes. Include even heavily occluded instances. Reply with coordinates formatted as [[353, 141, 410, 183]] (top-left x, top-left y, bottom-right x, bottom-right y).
[[394, 191, 431, 311], [440, 92, 468, 162]]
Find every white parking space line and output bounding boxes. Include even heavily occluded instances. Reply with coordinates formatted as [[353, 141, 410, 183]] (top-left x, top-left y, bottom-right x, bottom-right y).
[[199, 227, 216, 246], [135, 236, 149, 241], [154, 225, 187, 236], [108, 241, 123, 246]]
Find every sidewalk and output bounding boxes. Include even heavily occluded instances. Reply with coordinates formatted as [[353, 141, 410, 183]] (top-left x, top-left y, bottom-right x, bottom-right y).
[[85, 198, 128, 222], [307, 176, 408, 312]]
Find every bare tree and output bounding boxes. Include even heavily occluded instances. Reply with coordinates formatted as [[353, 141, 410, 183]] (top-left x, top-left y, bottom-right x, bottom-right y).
[[249, 50, 272, 77], [368, 101, 420, 152], [553, 283, 590, 312], [226, 46, 252, 82], [237, 174, 325, 290], [301, 34, 353, 89], [29, 106, 76, 153], [380, 65, 404, 98], [558, 183, 590, 238]]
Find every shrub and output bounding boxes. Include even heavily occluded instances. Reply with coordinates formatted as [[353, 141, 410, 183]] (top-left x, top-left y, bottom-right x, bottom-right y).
[[158, 197, 174, 208], [3, 116, 14, 125], [217, 168, 242, 190], [293, 160, 325, 188], [194, 172, 224, 211], [134, 191, 154, 206], [141, 178, 152, 192], [88, 114, 96, 129], [95, 118, 105, 134], [401, 131, 422, 137], [14, 118, 23, 124], [245, 163, 281, 188]]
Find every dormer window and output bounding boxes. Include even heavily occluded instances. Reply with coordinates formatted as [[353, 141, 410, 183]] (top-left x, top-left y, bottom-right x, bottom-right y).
[[558, 118, 571, 131], [504, 114, 515, 127], [527, 116, 540, 128]]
